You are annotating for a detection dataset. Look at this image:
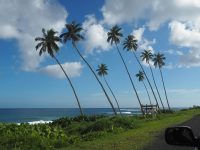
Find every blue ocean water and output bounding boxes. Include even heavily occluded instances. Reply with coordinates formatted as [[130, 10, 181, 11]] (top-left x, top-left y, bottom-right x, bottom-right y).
[[0, 108, 141, 123], [0, 107, 183, 123]]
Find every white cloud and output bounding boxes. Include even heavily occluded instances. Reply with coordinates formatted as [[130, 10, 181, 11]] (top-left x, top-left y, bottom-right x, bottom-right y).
[[101, 0, 200, 68], [101, 0, 200, 30], [40, 62, 83, 79], [101, 0, 151, 26], [82, 15, 111, 54], [0, 0, 67, 71], [169, 21, 200, 68], [132, 27, 145, 43], [169, 21, 200, 48], [131, 27, 156, 52], [164, 49, 183, 56], [168, 88, 200, 94]]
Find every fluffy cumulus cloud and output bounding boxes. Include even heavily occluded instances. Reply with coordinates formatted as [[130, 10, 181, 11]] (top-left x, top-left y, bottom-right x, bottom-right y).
[[169, 21, 200, 67], [0, 0, 67, 71], [40, 62, 83, 79], [131, 27, 155, 67], [132, 27, 156, 52], [82, 15, 111, 54], [101, 0, 200, 30], [101, 0, 200, 68]]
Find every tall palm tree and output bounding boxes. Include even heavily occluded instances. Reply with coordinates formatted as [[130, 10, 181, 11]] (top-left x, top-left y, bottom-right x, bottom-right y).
[[153, 53, 171, 110], [60, 21, 117, 115], [35, 28, 83, 116], [135, 71, 152, 105], [107, 25, 144, 115], [123, 35, 160, 109], [96, 64, 122, 115], [141, 50, 165, 110]]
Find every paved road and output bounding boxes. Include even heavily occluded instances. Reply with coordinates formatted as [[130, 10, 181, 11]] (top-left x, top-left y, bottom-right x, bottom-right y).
[[144, 114, 200, 150]]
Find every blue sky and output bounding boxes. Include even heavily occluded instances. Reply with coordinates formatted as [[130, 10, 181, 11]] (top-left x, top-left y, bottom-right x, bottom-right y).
[[1, 0, 200, 108]]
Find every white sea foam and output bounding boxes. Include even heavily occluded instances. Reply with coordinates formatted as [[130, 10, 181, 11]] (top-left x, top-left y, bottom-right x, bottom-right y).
[[28, 120, 52, 125], [17, 120, 52, 125], [121, 111, 132, 114]]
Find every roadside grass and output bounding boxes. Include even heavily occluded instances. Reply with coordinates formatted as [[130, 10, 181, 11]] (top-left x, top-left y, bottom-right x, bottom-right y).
[[0, 108, 200, 150], [61, 108, 200, 150]]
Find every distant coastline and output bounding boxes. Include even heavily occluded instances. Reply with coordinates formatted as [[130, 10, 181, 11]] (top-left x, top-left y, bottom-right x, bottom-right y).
[[0, 107, 186, 123]]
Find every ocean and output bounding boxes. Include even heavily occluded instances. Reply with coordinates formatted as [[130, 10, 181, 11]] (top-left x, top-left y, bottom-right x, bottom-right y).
[[0, 107, 183, 124], [0, 108, 141, 123]]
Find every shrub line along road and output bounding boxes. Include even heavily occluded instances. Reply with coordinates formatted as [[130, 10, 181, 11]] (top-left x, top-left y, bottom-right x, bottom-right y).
[[144, 114, 200, 150]]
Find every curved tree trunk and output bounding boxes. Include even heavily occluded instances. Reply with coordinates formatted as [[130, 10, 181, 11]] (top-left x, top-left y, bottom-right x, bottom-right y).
[[103, 76, 122, 115], [53, 55, 84, 116], [73, 42, 117, 115], [159, 67, 171, 110], [149, 64, 165, 110], [142, 81, 152, 105], [115, 43, 144, 115], [132, 52, 160, 109]]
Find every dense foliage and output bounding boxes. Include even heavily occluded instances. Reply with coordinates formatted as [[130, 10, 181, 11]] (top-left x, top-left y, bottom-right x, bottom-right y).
[[0, 115, 138, 150]]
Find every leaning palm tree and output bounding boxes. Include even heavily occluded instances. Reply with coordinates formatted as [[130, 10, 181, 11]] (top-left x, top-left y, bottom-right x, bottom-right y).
[[107, 25, 144, 115], [122, 35, 160, 109], [96, 64, 122, 115], [153, 53, 171, 110], [141, 50, 165, 110], [60, 21, 117, 115], [136, 71, 152, 105], [35, 28, 83, 116]]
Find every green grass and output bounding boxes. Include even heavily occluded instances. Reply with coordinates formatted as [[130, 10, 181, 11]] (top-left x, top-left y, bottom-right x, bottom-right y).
[[0, 108, 200, 150], [60, 108, 200, 150]]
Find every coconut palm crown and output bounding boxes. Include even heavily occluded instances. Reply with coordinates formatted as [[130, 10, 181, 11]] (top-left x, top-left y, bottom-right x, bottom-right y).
[[35, 28, 60, 57], [135, 71, 145, 82], [123, 35, 138, 51], [153, 53, 165, 68], [60, 21, 84, 44], [141, 50, 153, 63], [107, 25, 123, 45], [96, 64, 108, 77]]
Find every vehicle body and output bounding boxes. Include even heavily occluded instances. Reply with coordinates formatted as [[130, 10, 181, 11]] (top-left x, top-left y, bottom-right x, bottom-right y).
[[165, 126, 200, 150]]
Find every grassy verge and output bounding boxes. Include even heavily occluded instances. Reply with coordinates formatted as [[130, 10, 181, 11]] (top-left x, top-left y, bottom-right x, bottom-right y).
[[62, 108, 200, 150], [0, 108, 200, 150]]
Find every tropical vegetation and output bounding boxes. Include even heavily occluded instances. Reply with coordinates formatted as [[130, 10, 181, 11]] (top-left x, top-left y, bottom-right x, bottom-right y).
[[153, 53, 171, 110], [96, 63, 122, 115], [34, 21, 171, 114], [60, 22, 117, 115], [141, 50, 165, 110], [1, 107, 200, 149], [35, 28, 84, 116], [135, 70, 152, 105]]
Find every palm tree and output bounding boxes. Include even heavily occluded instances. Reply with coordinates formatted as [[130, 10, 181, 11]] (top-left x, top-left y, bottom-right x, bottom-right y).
[[135, 71, 152, 105], [35, 28, 83, 116], [141, 50, 165, 110], [122, 35, 160, 109], [60, 21, 117, 115], [153, 53, 171, 110], [107, 25, 144, 115], [96, 64, 122, 115]]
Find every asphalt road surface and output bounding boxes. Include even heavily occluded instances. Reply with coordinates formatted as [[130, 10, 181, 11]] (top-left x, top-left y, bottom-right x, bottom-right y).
[[143, 114, 200, 150]]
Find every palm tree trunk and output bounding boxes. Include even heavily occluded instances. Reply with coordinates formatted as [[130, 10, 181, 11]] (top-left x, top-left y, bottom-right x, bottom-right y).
[[142, 81, 152, 105], [103, 76, 122, 115], [72, 42, 117, 115], [132, 52, 160, 109], [115, 43, 144, 115], [149, 64, 165, 110], [53, 55, 84, 116], [159, 67, 171, 110]]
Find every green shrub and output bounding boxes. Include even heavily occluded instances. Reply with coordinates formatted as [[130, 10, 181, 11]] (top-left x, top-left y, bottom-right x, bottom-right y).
[[81, 118, 113, 134], [111, 116, 134, 129]]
